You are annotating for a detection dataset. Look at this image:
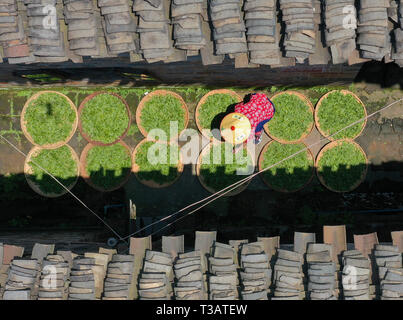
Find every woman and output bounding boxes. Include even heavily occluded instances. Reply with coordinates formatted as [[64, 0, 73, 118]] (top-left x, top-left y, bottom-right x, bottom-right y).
[[220, 93, 275, 150]]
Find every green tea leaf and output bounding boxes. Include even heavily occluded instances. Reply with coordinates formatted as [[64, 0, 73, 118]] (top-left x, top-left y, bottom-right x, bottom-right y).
[[25, 92, 76, 145], [85, 144, 131, 190], [267, 93, 313, 142], [317, 91, 366, 139], [28, 146, 78, 194], [81, 93, 129, 144]]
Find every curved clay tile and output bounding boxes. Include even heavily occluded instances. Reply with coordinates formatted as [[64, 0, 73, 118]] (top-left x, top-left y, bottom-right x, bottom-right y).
[[324, 225, 347, 263]]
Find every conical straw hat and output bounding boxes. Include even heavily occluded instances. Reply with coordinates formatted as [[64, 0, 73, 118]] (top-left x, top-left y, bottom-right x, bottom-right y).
[[220, 113, 251, 145]]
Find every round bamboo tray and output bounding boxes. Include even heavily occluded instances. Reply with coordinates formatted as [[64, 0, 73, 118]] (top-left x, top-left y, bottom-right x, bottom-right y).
[[258, 141, 314, 193], [80, 141, 132, 192], [78, 91, 132, 146], [24, 145, 80, 198], [21, 91, 78, 149], [196, 141, 255, 197], [264, 91, 314, 144], [195, 89, 243, 141], [315, 140, 368, 193], [315, 90, 367, 141], [132, 138, 184, 189], [136, 90, 189, 142]]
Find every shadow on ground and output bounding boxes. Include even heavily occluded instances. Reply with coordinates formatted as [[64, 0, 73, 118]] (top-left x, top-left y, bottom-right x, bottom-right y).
[[0, 59, 399, 88], [354, 61, 403, 89], [0, 158, 402, 246]]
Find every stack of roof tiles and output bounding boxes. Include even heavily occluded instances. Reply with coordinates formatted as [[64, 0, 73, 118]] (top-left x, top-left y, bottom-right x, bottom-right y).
[[57, 250, 74, 269], [279, 0, 316, 63], [323, 0, 358, 64], [309, 0, 330, 65], [1, 244, 25, 298], [138, 250, 173, 300], [293, 232, 315, 299], [83, 252, 109, 299], [0, 0, 32, 64], [68, 256, 96, 300], [272, 249, 304, 300], [102, 254, 136, 300], [138, 272, 171, 300], [341, 250, 371, 300], [98, 0, 137, 55], [229, 239, 247, 292], [38, 254, 70, 300], [133, 0, 173, 62], [194, 231, 217, 297], [194, 231, 217, 271], [306, 244, 337, 300], [0, 244, 25, 299], [173, 251, 206, 300], [229, 240, 248, 266], [171, 0, 205, 53], [374, 244, 403, 300], [392, 2, 403, 67], [129, 236, 152, 299], [393, 30, 403, 66], [63, 0, 100, 57], [357, 0, 391, 61], [26, 244, 51, 299], [239, 242, 271, 300], [209, 0, 248, 56], [208, 242, 239, 300], [25, 0, 68, 63], [244, 0, 280, 66], [3, 258, 40, 300]]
